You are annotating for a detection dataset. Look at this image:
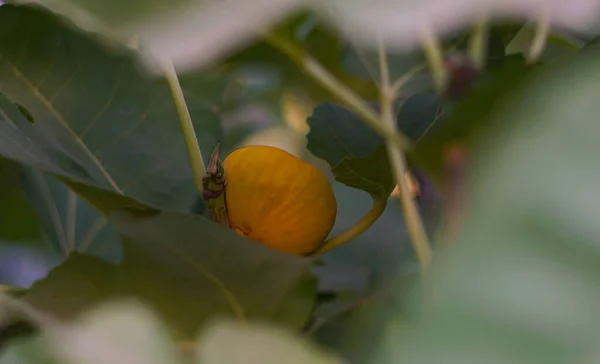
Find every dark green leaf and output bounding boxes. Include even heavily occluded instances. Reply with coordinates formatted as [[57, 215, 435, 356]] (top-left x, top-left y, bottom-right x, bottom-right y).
[[20, 168, 122, 262], [306, 102, 392, 200], [23, 210, 316, 338], [0, 5, 224, 213], [330, 146, 392, 200], [373, 38, 600, 364], [306, 94, 444, 199], [0, 158, 41, 241], [397, 93, 446, 140]]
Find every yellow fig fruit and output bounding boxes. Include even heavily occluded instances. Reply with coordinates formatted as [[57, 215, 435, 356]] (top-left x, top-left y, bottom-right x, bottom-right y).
[[223, 145, 337, 255]]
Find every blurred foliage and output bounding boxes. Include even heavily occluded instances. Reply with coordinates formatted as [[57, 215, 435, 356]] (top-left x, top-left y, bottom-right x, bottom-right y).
[[1, 1, 600, 364], [371, 40, 600, 364]]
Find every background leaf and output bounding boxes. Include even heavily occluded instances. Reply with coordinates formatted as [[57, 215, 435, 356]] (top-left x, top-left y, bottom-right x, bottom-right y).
[[22, 210, 316, 338], [0, 158, 58, 289], [20, 168, 122, 262], [306, 95, 444, 199], [0, 5, 224, 212]]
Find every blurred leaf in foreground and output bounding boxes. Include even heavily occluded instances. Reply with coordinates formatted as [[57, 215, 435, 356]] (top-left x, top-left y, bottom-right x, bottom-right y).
[[0, 335, 59, 364], [48, 300, 183, 364], [22, 0, 600, 77], [373, 36, 600, 364], [415, 54, 535, 181], [22, 210, 316, 338], [196, 318, 341, 364], [315, 0, 600, 53]]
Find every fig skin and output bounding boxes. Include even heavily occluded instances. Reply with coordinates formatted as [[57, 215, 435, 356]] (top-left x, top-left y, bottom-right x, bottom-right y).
[[223, 145, 337, 255]]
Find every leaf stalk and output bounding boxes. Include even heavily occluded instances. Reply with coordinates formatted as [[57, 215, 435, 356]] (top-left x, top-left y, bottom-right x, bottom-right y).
[[164, 62, 206, 195], [378, 40, 432, 273]]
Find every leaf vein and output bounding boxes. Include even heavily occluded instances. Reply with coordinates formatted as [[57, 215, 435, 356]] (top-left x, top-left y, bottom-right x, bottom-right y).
[[159, 240, 246, 319], [2, 58, 123, 194]]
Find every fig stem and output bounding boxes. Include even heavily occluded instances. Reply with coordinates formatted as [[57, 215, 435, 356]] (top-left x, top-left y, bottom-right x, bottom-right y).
[[312, 198, 387, 255], [202, 144, 230, 226], [378, 39, 432, 273], [164, 62, 206, 195], [263, 31, 413, 151]]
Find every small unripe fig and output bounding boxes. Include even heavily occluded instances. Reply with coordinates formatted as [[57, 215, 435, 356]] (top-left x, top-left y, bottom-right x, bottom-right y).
[[223, 145, 337, 255]]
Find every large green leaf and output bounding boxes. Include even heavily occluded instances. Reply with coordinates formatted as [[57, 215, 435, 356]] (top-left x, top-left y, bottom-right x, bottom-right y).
[[372, 36, 600, 364], [0, 5, 224, 212], [19, 168, 122, 262], [22, 210, 316, 338]]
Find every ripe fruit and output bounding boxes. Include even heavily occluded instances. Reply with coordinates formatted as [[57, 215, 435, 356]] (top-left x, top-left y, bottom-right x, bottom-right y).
[[223, 145, 337, 255]]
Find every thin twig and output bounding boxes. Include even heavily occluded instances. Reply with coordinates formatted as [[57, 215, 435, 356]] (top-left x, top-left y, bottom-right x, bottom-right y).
[[391, 64, 426, 95], [164, 62, 206, 194], [468, 18, 489, 70], [528, 11, 551, 63], [378, 40, 432, 273], [420, 27, 448, 92], [263, 32, 413, 151]]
